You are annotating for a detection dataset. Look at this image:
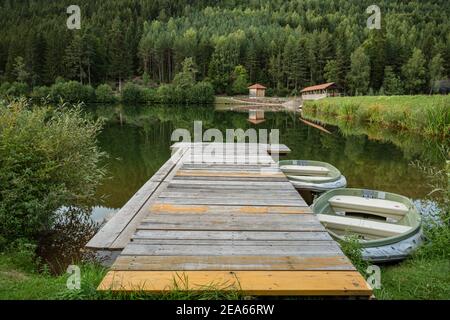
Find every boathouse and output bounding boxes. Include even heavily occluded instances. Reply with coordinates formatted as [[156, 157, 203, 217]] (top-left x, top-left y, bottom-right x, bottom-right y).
[[301, 82, 340, 100], [248, 83, 266, 98]]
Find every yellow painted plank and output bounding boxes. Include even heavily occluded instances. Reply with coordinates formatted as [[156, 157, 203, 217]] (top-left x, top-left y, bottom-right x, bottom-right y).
[[98, 271, 372, 296]]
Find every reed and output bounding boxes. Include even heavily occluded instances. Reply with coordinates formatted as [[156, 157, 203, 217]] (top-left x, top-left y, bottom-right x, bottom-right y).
[[303, 95, 450, 139]]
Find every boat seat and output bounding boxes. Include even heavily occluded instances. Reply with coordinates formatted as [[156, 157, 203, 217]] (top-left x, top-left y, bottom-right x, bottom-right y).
[[328, 195, 409, 220], [317, 214, 412, 238], [280, 165, 330, 176], [288, 175, 332, 182]]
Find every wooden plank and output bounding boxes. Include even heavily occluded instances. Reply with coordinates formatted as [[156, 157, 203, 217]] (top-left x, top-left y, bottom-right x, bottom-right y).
[[121, 243, 342, 256], [97, 271, 372, 296], [154, 197, 304, 206], [158, 192, 301, 200], [130, 239, 338, 246], [86, 147, 188, 250], [148, 204, 311, 214], [109, 182, 169, 249], [111, 255, 355, 271], [132, 230, 330, 241], [85, 181, 161, 249], [140, 213, 320, 230], [168, 179, 294, 189]]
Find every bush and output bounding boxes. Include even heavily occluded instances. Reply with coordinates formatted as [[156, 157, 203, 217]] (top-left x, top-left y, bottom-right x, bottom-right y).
[[156, 84, 174, 104], [30, 86, 51, 101], [0, 100, 105, 243], [6, 82, 29, 97], [0, 82, 11, 97], [142, 87, 157, 102], [50, 81, 95, 103], [186, 81, 215, 104], [95, 84, 116, 103], [121, 83, 145, 103]]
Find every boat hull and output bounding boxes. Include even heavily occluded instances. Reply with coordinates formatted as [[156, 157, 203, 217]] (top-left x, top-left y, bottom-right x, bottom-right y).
[[290, 175, 347, 193], [311, 188, 422, 262]]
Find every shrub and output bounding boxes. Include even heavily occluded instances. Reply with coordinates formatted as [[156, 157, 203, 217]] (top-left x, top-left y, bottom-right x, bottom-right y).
[[0, 82, 11, 97], [121, 83, 145, 103], [6, 82, 29, 97], [157, 84, 174, 104], [95, 84, 116, 103], [187, 81, 215, 104], [0, 100, 105, 243], [142, 87, 157, 102], [50, 81, 95, 103], [31, 86, 51, 100]]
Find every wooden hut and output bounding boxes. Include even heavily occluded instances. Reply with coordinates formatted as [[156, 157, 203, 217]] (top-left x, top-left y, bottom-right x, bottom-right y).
[[248, 83, 266, 98]]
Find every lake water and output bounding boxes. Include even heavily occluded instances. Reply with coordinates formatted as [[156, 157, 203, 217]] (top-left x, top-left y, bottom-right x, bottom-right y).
[[89, 104, 447, 223]]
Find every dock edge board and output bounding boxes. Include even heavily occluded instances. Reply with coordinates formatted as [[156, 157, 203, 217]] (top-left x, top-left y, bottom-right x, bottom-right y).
[[97, 270, 372, 296]]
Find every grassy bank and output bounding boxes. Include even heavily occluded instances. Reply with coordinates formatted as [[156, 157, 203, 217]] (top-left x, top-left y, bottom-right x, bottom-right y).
[[302, 96, 450, 139], [0, 248, 241, 300]]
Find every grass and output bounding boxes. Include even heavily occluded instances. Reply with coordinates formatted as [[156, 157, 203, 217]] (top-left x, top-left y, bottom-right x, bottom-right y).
[[302, 95, 450, 139], [0, 249, 242, 300], [374, 257, 450, 299], [341, 161, 450, 300]]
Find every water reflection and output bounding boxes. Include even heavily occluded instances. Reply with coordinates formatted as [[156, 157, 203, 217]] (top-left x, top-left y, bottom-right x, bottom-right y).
[[89, 104, 447, 222]]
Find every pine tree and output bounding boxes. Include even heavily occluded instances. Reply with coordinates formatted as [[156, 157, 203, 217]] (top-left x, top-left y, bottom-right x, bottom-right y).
[[429, 53, 444, 93], [109, 18, 133, 91], [14, 56, 30, 83], [324, 60, 339, 83], [402, 48, 426, 94], [231, 65, 249, 95], [347, 47, 370, 95], [382, 66, 403, 95], [173, 57, 197, 89]]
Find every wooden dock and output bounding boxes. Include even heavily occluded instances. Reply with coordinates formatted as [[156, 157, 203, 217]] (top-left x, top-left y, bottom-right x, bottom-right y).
[[87, 143, 372, 297]]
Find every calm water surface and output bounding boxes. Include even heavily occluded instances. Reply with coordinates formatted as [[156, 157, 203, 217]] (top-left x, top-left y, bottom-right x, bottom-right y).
[[90, 104, 447, 223]]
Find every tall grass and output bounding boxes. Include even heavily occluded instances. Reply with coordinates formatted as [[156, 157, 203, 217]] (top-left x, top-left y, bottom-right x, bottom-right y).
[[303, 96, 450, 139]]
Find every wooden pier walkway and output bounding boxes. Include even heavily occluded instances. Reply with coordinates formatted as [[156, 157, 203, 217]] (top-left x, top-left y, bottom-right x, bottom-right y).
[[87, 143, 372, 297]]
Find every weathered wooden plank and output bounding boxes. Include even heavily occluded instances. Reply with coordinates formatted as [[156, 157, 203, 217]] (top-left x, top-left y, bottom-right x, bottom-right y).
[[130, 239, 337, 247], [149, 204, 311, 215], [168, 179, 294, 188], [97, 271, 372, 296], [158, 192, 301, 200], [132, 230, 330, 241], [141, 213, 318, 226], [111, 255, 354, 271], [122, 243, 341, 256], [154, 197, 305, 206], [86, 181, 161, 249], [109, 182, 169, 249], [86, 148, 188, 250]]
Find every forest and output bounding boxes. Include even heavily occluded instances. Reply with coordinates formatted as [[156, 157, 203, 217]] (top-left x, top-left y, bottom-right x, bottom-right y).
[[0, 0, 449, 96]]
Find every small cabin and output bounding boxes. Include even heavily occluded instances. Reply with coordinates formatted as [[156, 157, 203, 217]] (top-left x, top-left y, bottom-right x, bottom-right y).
[[301, 82, 340, 100], [248, 83, 266, 98]]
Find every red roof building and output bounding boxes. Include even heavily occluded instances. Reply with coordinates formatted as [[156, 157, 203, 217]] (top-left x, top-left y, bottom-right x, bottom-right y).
[[301, 82, 340, 100], [248, 83, 266, 98]]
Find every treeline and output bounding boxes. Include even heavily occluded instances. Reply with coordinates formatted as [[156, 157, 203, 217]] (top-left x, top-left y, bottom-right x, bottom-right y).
[[0, 58, 214, 104], [0, 0, 449, 96]]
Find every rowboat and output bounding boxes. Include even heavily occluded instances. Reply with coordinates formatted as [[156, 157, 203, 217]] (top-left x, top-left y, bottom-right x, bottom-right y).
[[278, 160, 347, 192], [311, 188, 423, 262]]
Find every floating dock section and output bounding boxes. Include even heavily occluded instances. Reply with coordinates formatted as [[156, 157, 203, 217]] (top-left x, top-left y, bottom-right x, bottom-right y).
[[87, 143, 372, 297]]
